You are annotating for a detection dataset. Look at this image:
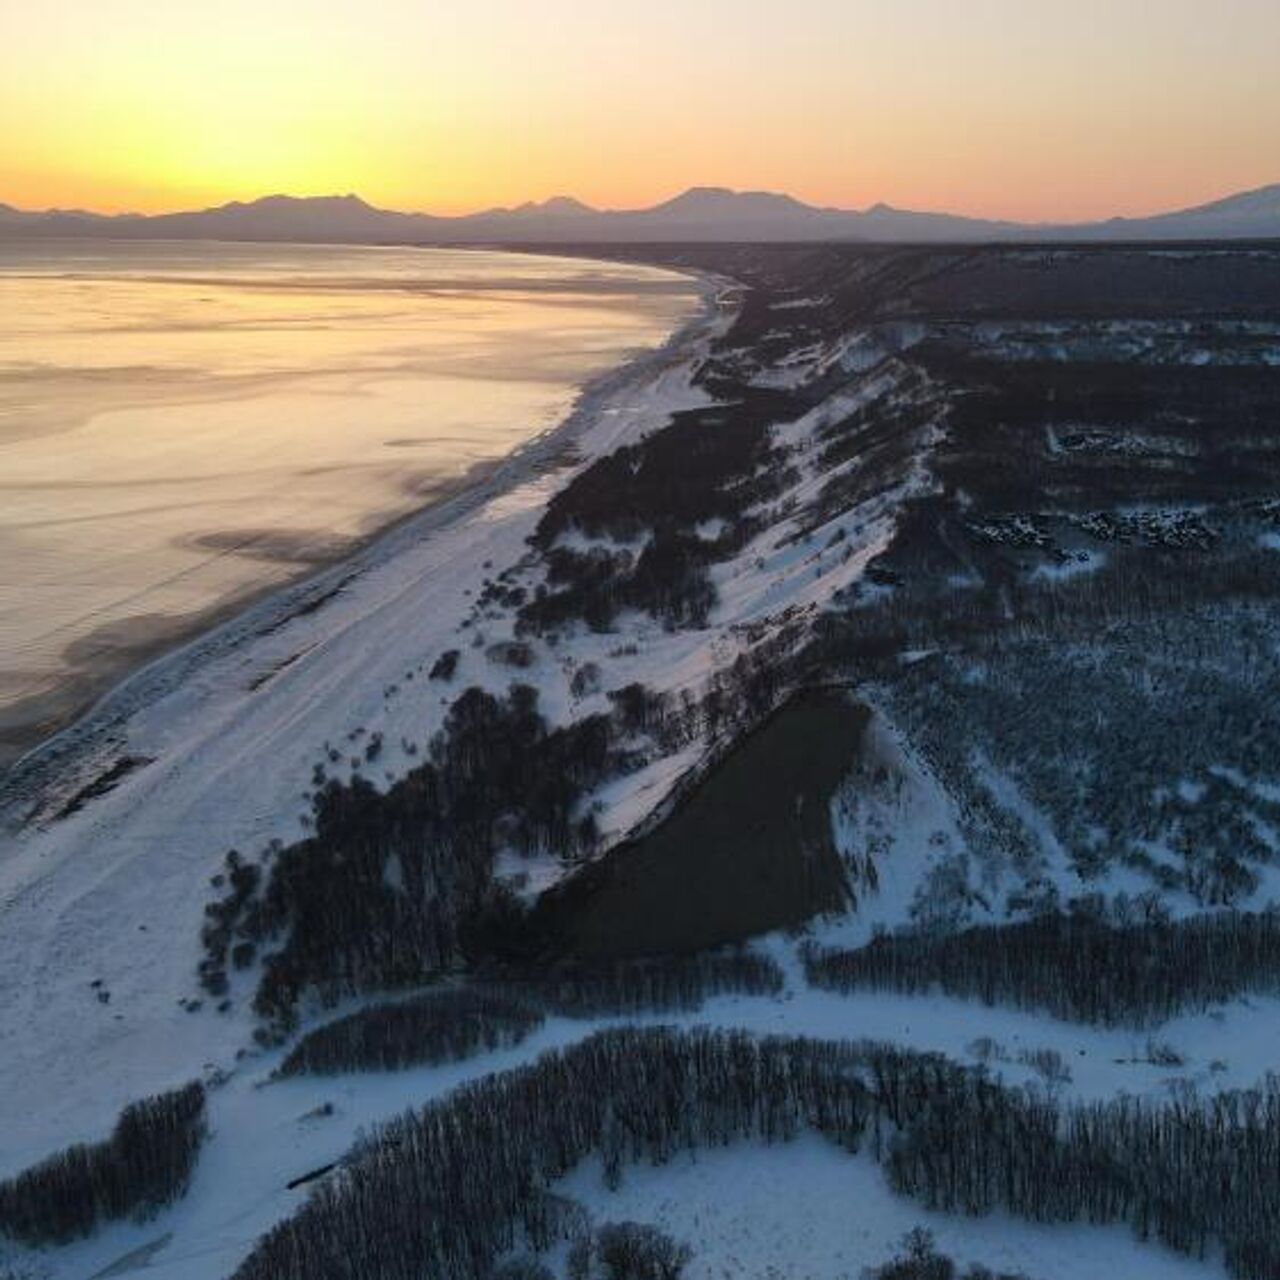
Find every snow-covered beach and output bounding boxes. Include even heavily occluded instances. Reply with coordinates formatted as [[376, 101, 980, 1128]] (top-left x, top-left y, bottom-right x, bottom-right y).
[[0, 241, 700, 769], [0, 263, 730, 1172]]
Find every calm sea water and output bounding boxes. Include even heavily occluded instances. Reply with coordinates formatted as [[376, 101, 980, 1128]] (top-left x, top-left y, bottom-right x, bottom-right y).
[[0, 240, 699, 760]]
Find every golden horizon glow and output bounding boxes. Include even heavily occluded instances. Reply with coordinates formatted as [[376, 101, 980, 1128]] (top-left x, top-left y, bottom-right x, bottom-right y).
[[3, 0, 1279, 224]]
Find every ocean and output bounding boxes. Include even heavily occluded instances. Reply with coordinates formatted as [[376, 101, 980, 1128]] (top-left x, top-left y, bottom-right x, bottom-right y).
[[0, 239, 699, 763]]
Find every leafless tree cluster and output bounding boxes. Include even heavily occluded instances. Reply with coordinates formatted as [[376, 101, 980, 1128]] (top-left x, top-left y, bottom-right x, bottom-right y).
[[233, 1028, 1280, 1280], [805, 909, 1280, 1027], [0, 1082, 205, 1246]]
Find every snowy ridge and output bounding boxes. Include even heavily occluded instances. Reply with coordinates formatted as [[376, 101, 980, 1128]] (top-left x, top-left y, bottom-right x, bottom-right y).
[[0, 275, 971, 1280], [0, 275, 946, 1189], [6, 242, 1278, 1280], [0, 276, 734, 1167]]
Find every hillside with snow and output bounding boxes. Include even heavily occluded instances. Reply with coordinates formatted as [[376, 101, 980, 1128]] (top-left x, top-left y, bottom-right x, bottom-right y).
[[2, 242, 1280, 1280]]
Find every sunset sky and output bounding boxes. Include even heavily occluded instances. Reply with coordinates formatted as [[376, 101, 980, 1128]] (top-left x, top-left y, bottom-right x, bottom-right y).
[[3, 0, 1278, 222]]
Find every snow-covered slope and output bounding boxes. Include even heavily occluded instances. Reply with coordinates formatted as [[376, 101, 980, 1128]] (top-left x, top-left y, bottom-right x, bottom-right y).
[[0, 267, 942, 1178], [5, 242, 1279, 1280], [0, 284, 730, 1163], [8, 949, 1277, 1280]]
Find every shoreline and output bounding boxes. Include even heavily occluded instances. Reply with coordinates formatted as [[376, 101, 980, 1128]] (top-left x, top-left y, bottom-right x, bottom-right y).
[[0, 254, 737, 1178], [0, 454, 512, 773], [0, 260, 724, 815]]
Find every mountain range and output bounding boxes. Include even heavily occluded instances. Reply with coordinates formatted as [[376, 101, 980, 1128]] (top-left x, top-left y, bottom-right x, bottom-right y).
[[2, 183, 1278, 244]]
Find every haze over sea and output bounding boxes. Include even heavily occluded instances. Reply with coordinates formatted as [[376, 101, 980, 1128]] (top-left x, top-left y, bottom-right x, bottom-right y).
[[0, 240, 699, 765]]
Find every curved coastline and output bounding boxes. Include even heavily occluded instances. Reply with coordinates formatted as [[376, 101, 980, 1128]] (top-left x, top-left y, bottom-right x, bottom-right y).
[[0, 256, 725, 816]]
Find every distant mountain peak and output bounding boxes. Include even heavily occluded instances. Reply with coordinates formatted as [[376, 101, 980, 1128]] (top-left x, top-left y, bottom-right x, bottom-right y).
[[537, 195, 595, 215], [653, 186, 816, 216], [509, 195, 596, 217], [675, 185, 736, 200], [1168, 182, 1280, 216], [220, 192, 375, 212]]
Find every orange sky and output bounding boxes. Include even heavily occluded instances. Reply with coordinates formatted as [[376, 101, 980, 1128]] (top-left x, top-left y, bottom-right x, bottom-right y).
[[2, 0, 1277, 222]]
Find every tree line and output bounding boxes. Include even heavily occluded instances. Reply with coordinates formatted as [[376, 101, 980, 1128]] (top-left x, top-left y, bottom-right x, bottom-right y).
[[275, 951, 783, 1076], [202, 641, 822, 1035], [803, 908, 1280, 1027], [276, 988, 544, 1077], [517, 389, 801, 635], [0, 1081, 205, 1246], [500, 951, 784, 1018], [201, 683, 627, 1034], [867, 1228, 1032, 1280], [231, 1026, 1280, 1280], [880, 1057, 1280, 1279], [567, 1221, 691, 1280]]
